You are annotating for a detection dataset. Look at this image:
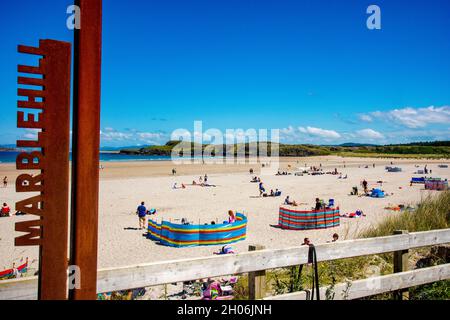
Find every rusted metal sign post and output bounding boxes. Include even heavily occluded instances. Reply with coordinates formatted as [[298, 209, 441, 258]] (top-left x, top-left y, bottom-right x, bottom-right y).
[[70, 0, 103, 300], [15, 40, 72, 300]]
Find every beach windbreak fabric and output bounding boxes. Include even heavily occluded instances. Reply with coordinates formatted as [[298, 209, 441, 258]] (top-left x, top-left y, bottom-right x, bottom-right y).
[[278, 207, 340, 230], [147, 213, 247, 247]]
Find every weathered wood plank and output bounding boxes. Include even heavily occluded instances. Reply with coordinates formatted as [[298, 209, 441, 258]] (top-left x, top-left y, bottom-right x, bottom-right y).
[[248, 245, 266, 299], [96, 233, 412, 292], [0, 277, 38, 300], [1, 228, 449, 299], [393, 230, 409, 300], [265, 263, 450, 300], [409, 229, 450, 248]]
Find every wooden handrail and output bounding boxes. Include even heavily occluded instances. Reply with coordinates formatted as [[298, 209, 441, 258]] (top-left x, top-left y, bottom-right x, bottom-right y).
[[1, 228, 449, 300]]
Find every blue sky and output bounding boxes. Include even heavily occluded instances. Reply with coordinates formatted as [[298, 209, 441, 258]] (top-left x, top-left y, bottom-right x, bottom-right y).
[[1, 0, 449, 147]]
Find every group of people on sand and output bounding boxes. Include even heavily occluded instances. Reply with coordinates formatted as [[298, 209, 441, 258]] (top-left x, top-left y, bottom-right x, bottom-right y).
[[302, 233, 339, 246], [173, 174, 214, 189], [276, 171, 290, 176], [0, 202, 25, 217], [258, 181, 282, 197], [283, 197, 329, 211]]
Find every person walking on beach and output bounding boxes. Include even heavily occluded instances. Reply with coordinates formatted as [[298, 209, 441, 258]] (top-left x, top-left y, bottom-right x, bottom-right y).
[[136, 201, 148, 230], [259, 181, 265, 196], [204, 174, 208, 183], [3, 176, 7, 188]]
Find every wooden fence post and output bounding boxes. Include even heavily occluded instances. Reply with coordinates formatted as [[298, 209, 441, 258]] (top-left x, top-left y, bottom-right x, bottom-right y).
[[393, 230, 409, 300], [248, 245, 266, 299]]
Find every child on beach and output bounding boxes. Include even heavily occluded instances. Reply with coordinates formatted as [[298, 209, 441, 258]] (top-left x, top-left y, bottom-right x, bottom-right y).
[[228, 210, 236, 223]]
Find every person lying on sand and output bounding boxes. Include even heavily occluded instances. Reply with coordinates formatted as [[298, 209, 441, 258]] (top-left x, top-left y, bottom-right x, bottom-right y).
[[340, 210, 366, 218], [214, 245, 235, 255]]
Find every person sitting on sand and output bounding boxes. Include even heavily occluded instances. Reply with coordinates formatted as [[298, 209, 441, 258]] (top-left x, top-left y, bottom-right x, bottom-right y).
[[284, 196, 291, 205], [275, 189, 281, 197], [199, 176, 203, 183], [192, 180, 197, 185], [315, 198, 322, 211], [182, 183, 186, 189], [228, 210, 236, 223], [1, 203, 11, 217], [332, 233, 339, 242], [136, 202, 147, 230], [284, 196, 298, 206], [302, 238, 311, 246]]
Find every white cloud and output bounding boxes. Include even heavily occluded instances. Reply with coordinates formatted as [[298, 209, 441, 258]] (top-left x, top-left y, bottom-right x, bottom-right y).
[[359, 114, 373, 122], [298, 126, 341, 139], [363, 106, 450, 128], [100, 127, 167, 145], [356, 128, 384, 139]]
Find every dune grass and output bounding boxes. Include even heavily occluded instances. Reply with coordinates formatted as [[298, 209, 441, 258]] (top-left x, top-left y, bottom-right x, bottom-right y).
[[258, 191, 450, 300], [359, 191, 450, 238]]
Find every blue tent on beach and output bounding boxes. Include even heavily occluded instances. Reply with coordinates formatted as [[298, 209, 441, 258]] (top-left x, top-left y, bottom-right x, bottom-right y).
[[370, 189, 385, 198]]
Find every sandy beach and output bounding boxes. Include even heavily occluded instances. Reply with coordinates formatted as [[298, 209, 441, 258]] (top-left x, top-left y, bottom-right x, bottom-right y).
[[0, 156, 449, 272]]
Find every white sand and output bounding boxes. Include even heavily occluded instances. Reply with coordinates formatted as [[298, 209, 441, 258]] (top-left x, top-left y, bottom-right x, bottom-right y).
[[0, 156, 449, 271]]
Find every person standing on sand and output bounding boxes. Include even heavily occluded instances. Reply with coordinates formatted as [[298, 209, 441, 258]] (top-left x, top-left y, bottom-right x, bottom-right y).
[[362, 179, 368, 194], [136, 201, 148, 230], [3, 176, 7, 188]]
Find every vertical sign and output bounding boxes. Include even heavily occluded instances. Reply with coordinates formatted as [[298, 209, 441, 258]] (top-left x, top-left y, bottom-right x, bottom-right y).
[[15, 40, 71, 300], [70, 0, 103, 300]]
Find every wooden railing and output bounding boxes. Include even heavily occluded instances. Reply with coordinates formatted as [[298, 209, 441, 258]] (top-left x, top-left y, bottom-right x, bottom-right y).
[[1, 228, 449, 300]]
